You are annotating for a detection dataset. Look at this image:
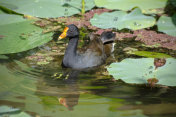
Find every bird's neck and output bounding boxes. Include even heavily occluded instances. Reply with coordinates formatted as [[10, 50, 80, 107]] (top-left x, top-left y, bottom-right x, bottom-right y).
[[64, 37, 79, 57]]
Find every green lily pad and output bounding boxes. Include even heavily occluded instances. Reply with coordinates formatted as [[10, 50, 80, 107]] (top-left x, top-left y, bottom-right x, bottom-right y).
[[128, 51, 172, 58], [0, 10, 4, 14], [0, 0, 95, 18], [107, 58, 176, 86], [0, 106, 31, 117], [0, 55, 9, 59], [0, 105, 20, 113], [157, 14, 176, 37], [90, 8, 156, 30], [94, 0, 167, 14], [0, 14, 52, 54], [11, 112, 31, 117], [0, 105, 31, 117]]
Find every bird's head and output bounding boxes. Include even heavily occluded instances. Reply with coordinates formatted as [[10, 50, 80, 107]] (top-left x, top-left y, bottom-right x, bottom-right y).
[[59, 24, 79, 39]]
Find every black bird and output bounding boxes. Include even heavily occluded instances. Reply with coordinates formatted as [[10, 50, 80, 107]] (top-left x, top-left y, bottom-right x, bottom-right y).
[[59, 24, 116, 69]]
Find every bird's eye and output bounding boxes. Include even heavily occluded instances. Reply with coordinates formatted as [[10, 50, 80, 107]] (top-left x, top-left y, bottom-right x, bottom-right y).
[[69, 28, 73, 33]]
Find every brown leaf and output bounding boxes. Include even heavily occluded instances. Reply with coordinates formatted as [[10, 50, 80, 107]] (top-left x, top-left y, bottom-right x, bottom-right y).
[[154, 58, 166, 69], [147, 78, 159, 87]]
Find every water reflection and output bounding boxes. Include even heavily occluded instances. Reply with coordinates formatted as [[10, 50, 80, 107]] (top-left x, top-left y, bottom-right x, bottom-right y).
[[0, 57, 176, 117], [59, 93, 80, 111], [36, 70, 81, 111]]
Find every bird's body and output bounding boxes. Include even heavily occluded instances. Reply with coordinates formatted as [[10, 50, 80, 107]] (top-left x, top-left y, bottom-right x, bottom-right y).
[[59, 24, 115, 69]]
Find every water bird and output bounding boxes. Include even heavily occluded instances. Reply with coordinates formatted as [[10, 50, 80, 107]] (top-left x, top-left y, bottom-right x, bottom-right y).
[[58, 24, 116, 69]]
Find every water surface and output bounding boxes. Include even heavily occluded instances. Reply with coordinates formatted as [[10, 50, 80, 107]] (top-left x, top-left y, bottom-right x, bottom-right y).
[[0, 39, 176, 117]]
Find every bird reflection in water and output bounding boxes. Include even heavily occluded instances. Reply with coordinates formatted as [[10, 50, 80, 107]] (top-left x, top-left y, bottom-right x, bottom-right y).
[[58, 70, 80, 111], [58, 91, 80, 111], [36, 70, 81, 111]]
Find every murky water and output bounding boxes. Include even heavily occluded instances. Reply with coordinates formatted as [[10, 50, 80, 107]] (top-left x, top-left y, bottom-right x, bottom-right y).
[[0, 38, 176, 117]]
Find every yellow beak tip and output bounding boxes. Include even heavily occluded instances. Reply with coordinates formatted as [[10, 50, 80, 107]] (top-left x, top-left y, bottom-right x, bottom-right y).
[[58, 36, 62, 39], [59, 27, 69, 40]]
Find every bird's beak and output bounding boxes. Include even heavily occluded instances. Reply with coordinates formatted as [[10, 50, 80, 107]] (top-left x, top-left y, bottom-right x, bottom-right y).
[[58, 27, 69, 39]]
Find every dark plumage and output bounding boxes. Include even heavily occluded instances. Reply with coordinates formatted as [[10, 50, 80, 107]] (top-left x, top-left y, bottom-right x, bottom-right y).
[[59, 24, 116, 69]]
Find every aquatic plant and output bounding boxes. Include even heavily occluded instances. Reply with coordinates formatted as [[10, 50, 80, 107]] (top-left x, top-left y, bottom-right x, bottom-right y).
[[157, 14, 176, 37], [107, 58, 176, 86], [0, 0, 95, 18], [94, 0, 168, 14], [0, 13, 52, 54], [90, 8, 156, 30]]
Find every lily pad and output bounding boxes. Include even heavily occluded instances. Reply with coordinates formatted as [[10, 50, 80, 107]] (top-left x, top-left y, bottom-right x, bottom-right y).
[[0, 0, 95, 18], [0, 105, 31, 117], [157, 14, 176, 37], [0, 9, 4, 14], [94, 0, 167, 14], [0, 14, 52, 54], [0, 105, 20, 114], [0, 106, 31, 117], [107, 58, 176, 86], [90, 8, 156, 30], [0, 55, 9, 59], [128, 51, 172, 58]]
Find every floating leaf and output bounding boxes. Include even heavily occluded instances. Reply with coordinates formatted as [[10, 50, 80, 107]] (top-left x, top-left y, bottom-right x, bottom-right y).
[[128, 51, 172, 58], [10, 112, 31, 117], [90, 8, 156, 30], [0, 106, 31, 117], [0, 105, 31, 117], [0, 9, 4, 14], [94, 0, 167, 14], [0, 0, 95, 18], [0, 105, 20, 113], [0, 14, 26, 26], [0, 14, 52, 54], [157, 14, 176, 37], [0, 55, 9, 59], [107, 58, 176, 86]]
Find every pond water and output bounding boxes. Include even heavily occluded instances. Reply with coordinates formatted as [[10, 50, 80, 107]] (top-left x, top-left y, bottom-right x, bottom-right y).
[[0, 38, 176, 117]]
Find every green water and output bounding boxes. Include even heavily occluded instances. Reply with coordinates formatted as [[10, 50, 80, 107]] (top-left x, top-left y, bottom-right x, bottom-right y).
[[0, 39, 176, 117]]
